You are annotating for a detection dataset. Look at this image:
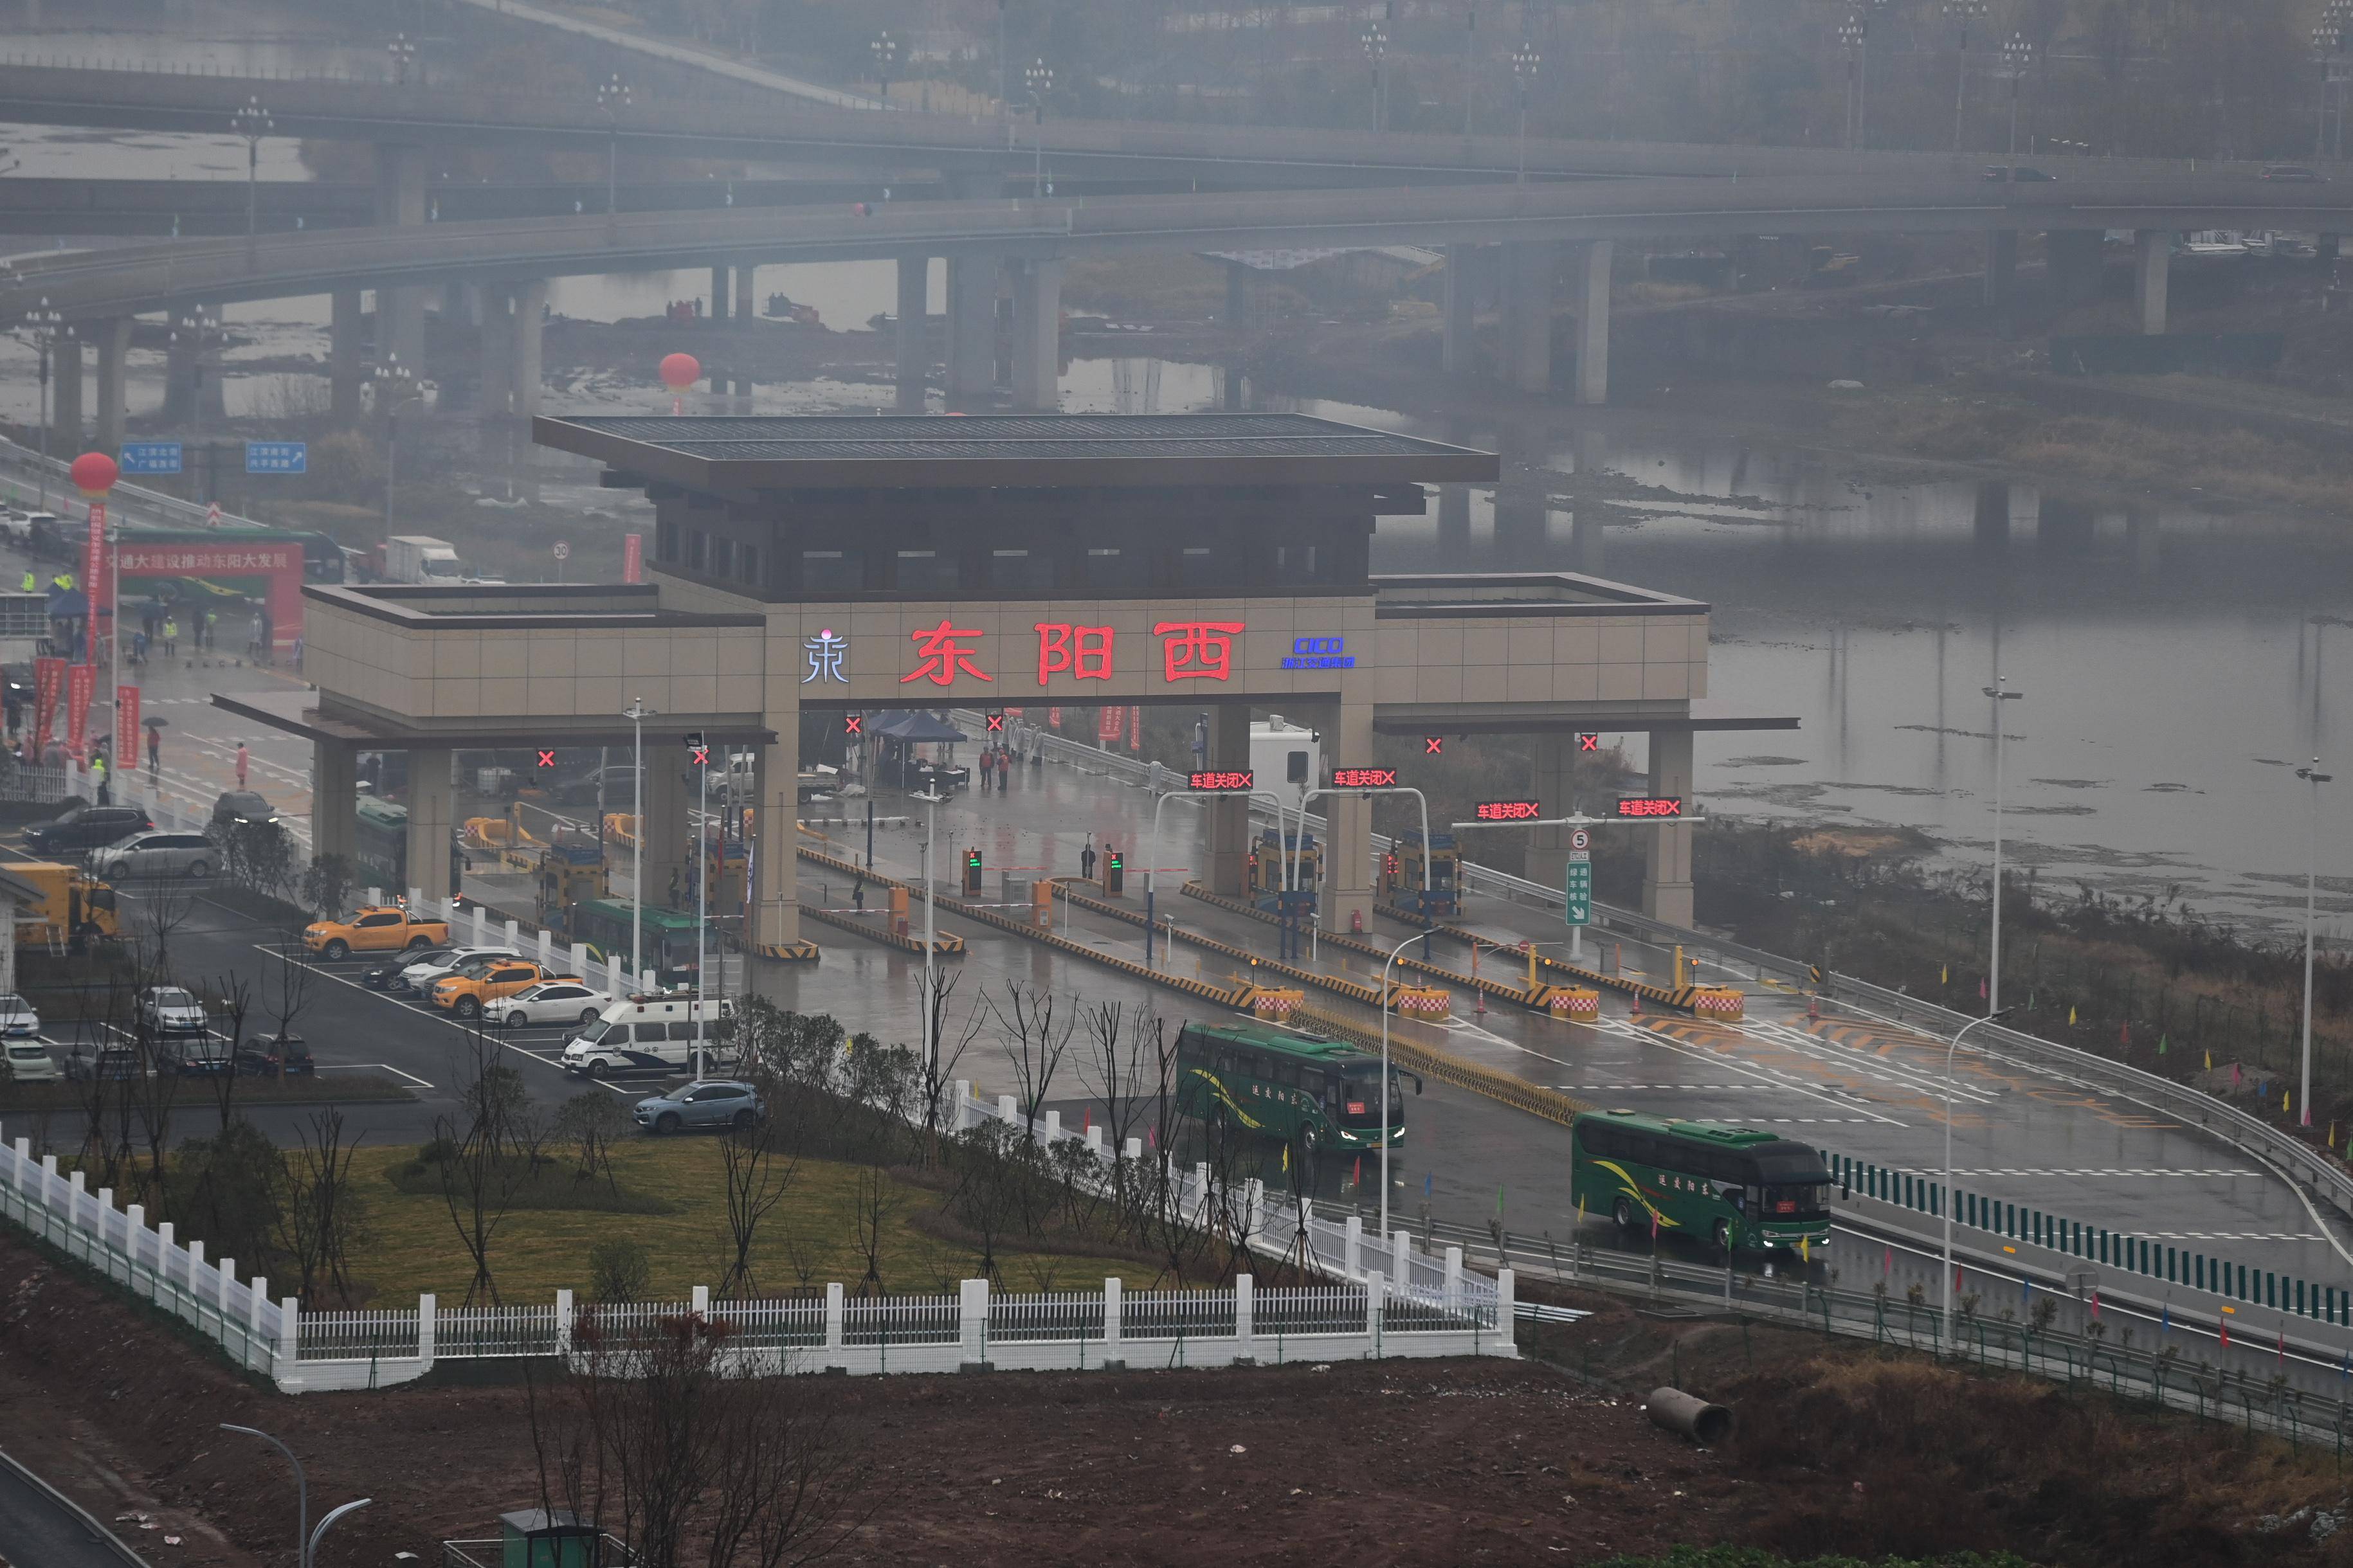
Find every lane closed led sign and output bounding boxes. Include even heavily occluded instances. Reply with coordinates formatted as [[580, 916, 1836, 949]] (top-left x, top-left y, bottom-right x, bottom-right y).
[[1331, 767, 1397, 789], [1188, 770, 1255, 792], [1474, 799, 1544, 822], [1615, 797, 1684, 818]]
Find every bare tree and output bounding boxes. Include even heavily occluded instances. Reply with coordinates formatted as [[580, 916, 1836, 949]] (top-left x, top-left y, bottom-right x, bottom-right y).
[[850, 1165, 896, 1297], [714, 1119, 799, 1299], [273, 1108, 368, 1305], [556, 1090, 629, 1191], [990, 982, 1072, 1127], [203, 968, 253, 1130], [434, 1023, 537, 1304]]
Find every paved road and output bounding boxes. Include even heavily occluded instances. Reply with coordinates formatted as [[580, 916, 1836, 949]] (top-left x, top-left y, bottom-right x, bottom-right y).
[[0, 1450, 144, 1568]]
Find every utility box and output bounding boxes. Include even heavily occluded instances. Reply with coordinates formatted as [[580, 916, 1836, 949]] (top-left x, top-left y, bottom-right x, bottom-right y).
[[499, 1508, 603, 1568]]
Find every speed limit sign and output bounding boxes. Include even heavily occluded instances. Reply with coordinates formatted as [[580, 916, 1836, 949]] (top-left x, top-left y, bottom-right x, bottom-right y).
[[552, 540, 571, 561], [1570, 828, 1590, 851]]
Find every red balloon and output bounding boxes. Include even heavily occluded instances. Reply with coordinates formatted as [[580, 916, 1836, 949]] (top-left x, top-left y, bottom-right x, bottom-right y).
[[69, 452, 118, 498], [659, 352, 701, 392]]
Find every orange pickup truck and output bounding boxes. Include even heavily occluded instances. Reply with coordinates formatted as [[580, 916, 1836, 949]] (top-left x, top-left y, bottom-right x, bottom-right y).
[[303, 905, 451, 961], [430, 959, 581, 1020]]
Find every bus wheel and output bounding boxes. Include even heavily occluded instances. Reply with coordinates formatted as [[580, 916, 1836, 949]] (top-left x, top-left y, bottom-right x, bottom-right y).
[[1612, 1198, 1635, 1231], [1713, 1218, 1733, 1254]]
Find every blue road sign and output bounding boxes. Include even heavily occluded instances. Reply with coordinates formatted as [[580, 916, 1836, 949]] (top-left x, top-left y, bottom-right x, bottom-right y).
[[118, 442, 183, 476], [244, 440, 307, 474]]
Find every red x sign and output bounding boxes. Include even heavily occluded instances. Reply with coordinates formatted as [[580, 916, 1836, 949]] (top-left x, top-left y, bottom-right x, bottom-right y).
[[690, 746, 710, 768], [1422, 735, 1444, 755], [1577, 732, 1601, 752], [985, 712, 1005, 732], [536, 750, 556, 768], [844, 715, 864, 735]]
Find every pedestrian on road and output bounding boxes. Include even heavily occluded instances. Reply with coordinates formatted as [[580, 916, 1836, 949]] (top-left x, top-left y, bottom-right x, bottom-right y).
[[1080, 842, 1096, 880], [162, 617, 179, 657], [17, 570, 32, 593], [131, 629, 147, 667], [146, 725, 159, 780], [203, 609, 218, 651], [852, 871, 866, 912], [234, 740, 249, 789], [248, 612, 265, 660], [91, 752, 109, 806]]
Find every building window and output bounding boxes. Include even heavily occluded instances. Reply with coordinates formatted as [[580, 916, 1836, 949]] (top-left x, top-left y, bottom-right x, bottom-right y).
[[1178, 545, 1227, 586], [1084, 546, 1148, 590], [895, 549, 960, 592], [1273, 543, 1325, 582], [740, 543, 761, 587], [657, 521, 680, 563], [988, 548, 1054, 590], [712, 537, 736, 577], [801, 549, 862, 592], [687, 530, 709, 571]]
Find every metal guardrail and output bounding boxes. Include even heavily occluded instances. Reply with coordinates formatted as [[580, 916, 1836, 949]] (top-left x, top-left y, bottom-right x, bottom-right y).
[[990, 716, 2353, 1225]]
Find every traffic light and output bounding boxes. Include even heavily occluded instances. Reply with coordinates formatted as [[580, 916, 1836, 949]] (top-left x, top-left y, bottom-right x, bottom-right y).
[[1383, 850, 1401, 883], [1104, 846, 1123, 896], [964, 846, 983, 896]]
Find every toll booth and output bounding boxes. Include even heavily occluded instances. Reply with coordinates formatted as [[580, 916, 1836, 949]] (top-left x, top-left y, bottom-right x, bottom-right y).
[[1250, 825, 1320, 915], [534, 833, 610, 937], [1383, 829, 1460, 920], [691, 829, 747, 913]]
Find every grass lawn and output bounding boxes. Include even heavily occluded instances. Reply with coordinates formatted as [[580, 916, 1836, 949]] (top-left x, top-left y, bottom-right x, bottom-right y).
[[0, 1073, 413, 1111], [350, 1139, 1176, 1306]]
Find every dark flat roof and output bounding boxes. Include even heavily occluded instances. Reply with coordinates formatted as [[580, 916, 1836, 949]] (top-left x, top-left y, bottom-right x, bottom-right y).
[[532, 413, 1500, 492]]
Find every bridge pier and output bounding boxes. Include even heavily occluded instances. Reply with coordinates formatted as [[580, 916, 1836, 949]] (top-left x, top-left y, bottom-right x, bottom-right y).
[[1498, 240, 1553, 393], [1575, 240, 1613, 406], [1441, 242, 1478, 376], [478, 282, 547, 422], [331, 289, 364, 424], [1527, 732, 1576, 892], [163, 311, 225, 428], [1010, 257, 1062, 411], [943, 254, 997, 411], [2046, 229, 2104, 308], [1206, 703, 1252, 898], [405, 748, 455, 905], [313, 741, 357, 868], [51, 330, 82, 446], [737, 265, 756, 321], [93, 316, 131, 453], [1641, 728, 1694, 928], [374, 144, 429, 372], [2134, 230, 2171, 335], [894, 254, 929, 412], [1983, 229, 2018, 312], [1320, 701, 1376, 935], [709, 265, 729, 322]]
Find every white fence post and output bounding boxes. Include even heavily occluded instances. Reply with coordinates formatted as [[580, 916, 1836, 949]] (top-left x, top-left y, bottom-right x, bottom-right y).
[[953, 1080, 972, 1131], [1043, 1110, 1061, 1144], [1393, 1230, 1412, 1286], [417, 1293, 437, 1368], [406, 885, 422, 912], [124, 1203, 145, 1293], [186, 1237, 205, 1315], [1365, 1270, 1385, 1353], [217, 1257, 236, 1322], [997, 1094, 1017, 1125], [1235, 1274, 1254, 1361], [504, 915, 520, 951], [691, 1284, 710, 1317], [259, 1283, 280, 1374], [1194, 1162, 1210, 1223], [368, 885, 383, 906], [1102, 1277, 1122, 1365], [1444, 1246, 1464, 1315], [93, 1187, 113, 1279], [960, 1278, 990, 1367], [1344, 1216, 1363, 1280], [555, 1288, 574, 1356], [1495, 1268, 1515, 1337], [155, 1221, 176, 1306], [10, 1136, 28, 1196], [824, 1283, 844, 1363], [472, 905, 488, 946], [1124, 1136, 1143, 1161], [1086, 1125, 1104, 1157]]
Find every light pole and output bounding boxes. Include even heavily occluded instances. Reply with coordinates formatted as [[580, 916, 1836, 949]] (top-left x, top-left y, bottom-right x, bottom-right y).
[[2333, 0, 2353, 158], [690, 731, 710, 1076], [2296, 758, 2333, 1128], [1511, 39, 1541, 184], [596, 73, 631, 216], [871, 30, 900, 105], [304, 1499, 372, 1568], [1839, 15, 1867, 150], [386, 31, 415, 84], [913, 788, 945, 1077], [169, 309, 213, 447], [1462, 2, 1478, 134], [1943, 0, 1986, 152], [231, 96, 273, 239], [1377, 932, 1422, 1241], [1941, 1006, 2015, 1347], [26, 300, 62, 501], [1024, 59, 1053, 198], [1999, 31, 2035, 156], [622, 697, 655, 991], [1981, 677, 2023, 1013], [2316, 23, 2345, 161], [371, 357, 421, 534], [1361, 23, 1388, 132], [221, 1424, 307, 1565]]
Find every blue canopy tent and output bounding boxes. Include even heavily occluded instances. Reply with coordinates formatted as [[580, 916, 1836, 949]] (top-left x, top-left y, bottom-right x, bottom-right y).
[[868, 710, 968, 790]]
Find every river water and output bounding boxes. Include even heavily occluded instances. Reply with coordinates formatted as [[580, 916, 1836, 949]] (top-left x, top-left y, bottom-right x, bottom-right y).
[[0, 62, 2346, 934]]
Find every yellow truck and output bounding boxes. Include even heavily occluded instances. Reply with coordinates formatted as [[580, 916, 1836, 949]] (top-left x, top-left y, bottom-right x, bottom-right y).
[[430, 958, 579, 1019], [8, 862, 119, 947], [302, 905, 451, 960]]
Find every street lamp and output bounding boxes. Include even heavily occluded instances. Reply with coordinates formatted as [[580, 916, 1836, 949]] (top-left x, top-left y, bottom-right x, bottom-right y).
[[1377, 932, 1423, 1243], [2332, 0, 2353, 158], [1511, 39, 1541, 184], [1942, 0, 1987, 152], [622, 697, 656, 992], [1361, 23, 1389, 132], [386, 31, 415, 85], [913, 788, 946, 1080], [2296, 757, 2333, 1128], [231, 96, 273, 239], [871, 30, 900, 104], [370, 357, 422, 534], [219, 1424, 307, 1565], [1024, 59, 1054, 197], [1981, 677, 2023, 1013], [303, 1499, 372, 1568], [169, 309, 215, 449], [25, 299, 64, 498], [596, 73, 631, 216], [1941, 1005, 2016, 1347], [1999, 31, 2035, 156], [2315, 23, 2345, 161], [1838, 15, 1868, 150]]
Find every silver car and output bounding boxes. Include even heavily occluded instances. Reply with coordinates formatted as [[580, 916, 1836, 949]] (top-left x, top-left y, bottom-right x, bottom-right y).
[[0, 994, 39, 1038], [138, 986, 208, 1034], [89, 831, 215, 880]]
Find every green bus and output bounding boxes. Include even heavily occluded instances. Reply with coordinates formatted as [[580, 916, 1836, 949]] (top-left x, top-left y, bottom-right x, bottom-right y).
[[568, 897, 705, 987], [1174, 1019, 1421, 1159], [1571, 1109, 1834, 1256], [352, 796, 408, 888]]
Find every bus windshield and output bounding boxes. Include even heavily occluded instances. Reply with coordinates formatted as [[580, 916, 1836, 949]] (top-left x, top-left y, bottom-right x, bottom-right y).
[[1335, 1063, 1401, 1128], [1760, 1182, 1832, 1220]]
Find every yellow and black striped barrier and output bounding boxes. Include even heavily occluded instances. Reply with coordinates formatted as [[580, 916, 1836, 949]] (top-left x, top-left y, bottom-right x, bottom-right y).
[[799, 902, 965, 957], [1053, 882, 1397, 1009]]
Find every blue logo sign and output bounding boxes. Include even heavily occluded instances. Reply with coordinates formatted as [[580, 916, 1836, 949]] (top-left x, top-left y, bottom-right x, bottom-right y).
[[118, 442, 183, 476], [245, 441, 307, 474], [1280, 636, 1354, 671]]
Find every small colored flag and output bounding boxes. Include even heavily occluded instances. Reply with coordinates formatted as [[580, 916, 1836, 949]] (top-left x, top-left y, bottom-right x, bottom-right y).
[[2067, 1004, 2077, 1025], [2221, 1319, 2231, 1349], [2285, 1090, 2293, 1114], [1424, 1173, 1433, 1199], [1799, 1236, 1810, 1263], [1352, 1155, 1362, 1189], [2233, 1062, 2243, 1088], [1650, 1209, 1660, 1243], [2331, 1123, 2338, 1151], [2279, 1326, 2288, 1365], [1577, 1195, 1586, 1225], [1941, 962, 1949, 984], [2022, 1277, 2033, 1309], [2090, 1288, 2102, 1320], [1955, 1263, 1965, 1293], [1884, 1245, 1893, 1276], [2119, 1022, 2130, 1046], [2204, 1049, 2212, 1070], [2161, 1303, 2171, 1335], [1979, 977, 1988, 1000], [1147, 1124, 1158, 1149], [1497, 1184, 1507, 1216], [2158, 1033, 2168, 1056], [1280, 1142, 1289, 1171]]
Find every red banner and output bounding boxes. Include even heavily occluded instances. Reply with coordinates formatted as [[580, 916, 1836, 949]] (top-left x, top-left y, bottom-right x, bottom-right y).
[[1127, 705, 1141, 752], [1047, 707, 1062, 731], [1096, 706, 1123, 743], [84, 502, 105, 627], [115, 541, 305, 647], [114, 685, 139, 776], [66, 664, 93, 759], [32, 656, 64, 757], [623, 532, 644, 584]]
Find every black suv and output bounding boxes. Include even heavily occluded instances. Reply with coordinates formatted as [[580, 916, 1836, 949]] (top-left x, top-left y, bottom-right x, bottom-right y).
[[24, 802, 153, 856], [235, 1034, 314, 1076]]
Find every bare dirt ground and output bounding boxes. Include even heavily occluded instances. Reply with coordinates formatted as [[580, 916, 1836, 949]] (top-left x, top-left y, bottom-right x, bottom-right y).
[[8, 1230, 2353, 1568]]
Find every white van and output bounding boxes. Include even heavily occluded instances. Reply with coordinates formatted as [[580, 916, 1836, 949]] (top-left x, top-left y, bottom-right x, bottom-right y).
[[560, 995, 736, 1077]]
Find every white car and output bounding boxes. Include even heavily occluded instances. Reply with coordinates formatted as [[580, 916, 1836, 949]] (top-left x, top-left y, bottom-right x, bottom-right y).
[[138, 985, 208, 1034], [495, 980, 615, 1029], [3, 1040, 57, 1081], [394, 946, 519, 994], [0, 994, 39, 1037]]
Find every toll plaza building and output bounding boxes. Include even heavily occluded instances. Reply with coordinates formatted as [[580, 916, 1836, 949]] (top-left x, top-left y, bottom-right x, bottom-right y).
[[221, 413, 1791, 977]]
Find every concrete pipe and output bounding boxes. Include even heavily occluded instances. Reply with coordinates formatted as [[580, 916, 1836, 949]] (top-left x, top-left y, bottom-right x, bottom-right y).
[[1644, 1386, 1733, 1446]]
